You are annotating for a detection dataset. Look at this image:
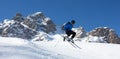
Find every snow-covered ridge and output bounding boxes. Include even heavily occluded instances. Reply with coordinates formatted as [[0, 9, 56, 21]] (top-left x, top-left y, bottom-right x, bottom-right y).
[[0, 12, 56, 39], [88, 27, 120, 44], [0, 12, 120, 44], [0, 12, 120, 59]]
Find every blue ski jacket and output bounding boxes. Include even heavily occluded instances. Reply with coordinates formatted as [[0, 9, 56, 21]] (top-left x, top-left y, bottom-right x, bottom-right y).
[[64, 22, 73, 31]]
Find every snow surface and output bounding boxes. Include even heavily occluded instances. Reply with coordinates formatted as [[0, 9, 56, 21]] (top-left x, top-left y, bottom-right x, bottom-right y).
[[0, 34, 120, 59]]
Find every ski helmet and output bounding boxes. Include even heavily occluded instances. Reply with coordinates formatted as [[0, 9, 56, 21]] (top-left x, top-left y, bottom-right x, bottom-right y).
[[71, 20, 75, 24]]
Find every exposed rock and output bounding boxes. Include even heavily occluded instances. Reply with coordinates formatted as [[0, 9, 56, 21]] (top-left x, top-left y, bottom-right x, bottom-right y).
[[13, 13, 25, 22], [75, 27, 87, 38], [0, 12, 56, 39], [1, 22, 37, 39], [45, 18, 56, 33], [23, 12, 56, 33], [89, 27, 120, 44]]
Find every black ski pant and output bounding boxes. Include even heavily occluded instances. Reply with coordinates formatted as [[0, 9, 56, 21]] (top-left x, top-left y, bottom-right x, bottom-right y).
[[65, 30, 76, 39]]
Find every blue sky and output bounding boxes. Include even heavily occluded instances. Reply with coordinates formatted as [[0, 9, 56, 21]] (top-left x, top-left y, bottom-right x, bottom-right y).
[[0, 0, 120, 35]]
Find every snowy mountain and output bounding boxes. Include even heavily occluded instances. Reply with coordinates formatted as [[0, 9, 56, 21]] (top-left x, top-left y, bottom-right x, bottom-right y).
[[71, 27, 120, 44], [0, 12, 120, 44], [88, 27, 120, 44], [0, 12, 56, 39], [0, 12, 120, 59]]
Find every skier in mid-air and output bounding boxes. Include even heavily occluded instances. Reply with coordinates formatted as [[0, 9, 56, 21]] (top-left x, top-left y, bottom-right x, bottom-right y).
[[62, 20, 76, 43]]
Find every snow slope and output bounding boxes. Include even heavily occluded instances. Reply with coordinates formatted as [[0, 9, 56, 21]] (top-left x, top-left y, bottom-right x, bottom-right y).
[[33, 34, 120, 59], [0, 35, 120, 59], [0, 37, 74, 59]]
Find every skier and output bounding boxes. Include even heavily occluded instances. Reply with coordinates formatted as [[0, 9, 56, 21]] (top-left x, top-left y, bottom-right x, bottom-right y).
[[62, 20, 76, 43]]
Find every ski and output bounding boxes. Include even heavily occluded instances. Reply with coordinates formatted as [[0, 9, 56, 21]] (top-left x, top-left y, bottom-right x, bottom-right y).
[[67, 39, 81, 49], [70, 42, 81, 49], [64, 36, 81, 49], [68, 41, 77, 48]]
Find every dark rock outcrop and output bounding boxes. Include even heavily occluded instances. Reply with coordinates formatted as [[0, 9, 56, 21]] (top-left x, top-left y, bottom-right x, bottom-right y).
[[23, 12, 56, 33], [75, 27, 87, 38], [89, 27, 120, 44], [0, 12, 56, 39]]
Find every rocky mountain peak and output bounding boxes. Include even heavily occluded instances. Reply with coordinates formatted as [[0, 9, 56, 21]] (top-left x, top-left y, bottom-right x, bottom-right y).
[[13, 13, 24, 22], [75, 27, 87, 38], [0, 12, 56, 39], [89, 27, 120, 44]]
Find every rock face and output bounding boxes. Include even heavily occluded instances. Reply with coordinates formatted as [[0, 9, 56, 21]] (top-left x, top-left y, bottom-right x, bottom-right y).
[[1, 22, 37, 39], [0, 12, 56, 39], [89, 27, 120, 44], [75, 27, 87, 38], [13, 13, 25, 22], [23, 12, 56, 33]]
